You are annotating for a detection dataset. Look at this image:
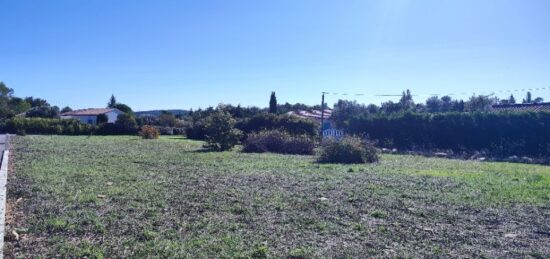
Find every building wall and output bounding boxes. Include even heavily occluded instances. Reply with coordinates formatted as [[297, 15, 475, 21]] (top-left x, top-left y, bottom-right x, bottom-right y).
[[60, 115, 98, 125], [105, 111, 123, 123]]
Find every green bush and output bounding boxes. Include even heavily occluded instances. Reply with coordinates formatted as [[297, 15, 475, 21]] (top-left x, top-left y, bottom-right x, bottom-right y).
[[203, 110, 243, 151], [318, 136, 379, 164], [242, 129, 315, 155]]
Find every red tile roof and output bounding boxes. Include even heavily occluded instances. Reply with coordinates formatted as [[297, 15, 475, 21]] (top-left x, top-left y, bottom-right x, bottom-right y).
[[492, 103, 550, 112], [287, 109, 332, 120], [61, 108, 120, 116]]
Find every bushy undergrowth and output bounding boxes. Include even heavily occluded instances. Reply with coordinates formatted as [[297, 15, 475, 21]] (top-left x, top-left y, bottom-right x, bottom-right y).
[[138, 125, 160, 139], [243, 129, 315, 155], [348, 111, 550, 157], [188, 113, 319, 141], [318, 136, 379, 164], [237, 113, 319, 137]]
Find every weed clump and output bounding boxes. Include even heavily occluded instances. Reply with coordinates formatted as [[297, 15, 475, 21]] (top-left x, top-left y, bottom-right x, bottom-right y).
[[138, 125, 160, 139], [318, 136, 379, 164]]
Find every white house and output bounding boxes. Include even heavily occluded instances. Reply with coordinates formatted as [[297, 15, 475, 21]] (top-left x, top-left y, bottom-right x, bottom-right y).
[[60, 108, 124, 125]]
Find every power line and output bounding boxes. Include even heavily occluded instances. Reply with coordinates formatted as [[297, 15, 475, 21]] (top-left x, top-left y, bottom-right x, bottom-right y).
[[323, 86, 550, 98]]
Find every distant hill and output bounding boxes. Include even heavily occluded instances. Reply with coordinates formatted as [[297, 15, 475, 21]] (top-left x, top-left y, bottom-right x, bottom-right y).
[[135, 109, 188, 117]]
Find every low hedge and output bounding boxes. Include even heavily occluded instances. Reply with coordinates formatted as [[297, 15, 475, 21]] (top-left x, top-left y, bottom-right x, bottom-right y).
[[1, 117, 94, 135], [348, 111, 550, 157]]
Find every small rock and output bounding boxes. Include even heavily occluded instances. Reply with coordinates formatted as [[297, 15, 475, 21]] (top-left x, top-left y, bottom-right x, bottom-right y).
[[319, 197, 329, 201], [15, 228, 29, 234], [391, 148, 398, 153], [504, 233, 518, 238], [521, 157, 533, 163], [477, 157, 486, 161], [381, 148, 391, 153], [434, 152, 448, 158], [11, 230, 19, 241], [97, 194, 107, 199], [106, 182, 113, 186], [507, 155, 519, 162]]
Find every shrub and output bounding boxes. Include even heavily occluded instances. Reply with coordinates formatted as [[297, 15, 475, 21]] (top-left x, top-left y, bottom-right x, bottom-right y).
[[318, 136, 379, 164], [203, 110, 243, 151], [139, 125, 160, 139], [243, 129, 315, 155]]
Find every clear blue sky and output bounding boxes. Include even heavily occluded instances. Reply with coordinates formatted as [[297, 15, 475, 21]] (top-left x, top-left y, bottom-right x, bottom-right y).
[[1, 0, 549, 110]]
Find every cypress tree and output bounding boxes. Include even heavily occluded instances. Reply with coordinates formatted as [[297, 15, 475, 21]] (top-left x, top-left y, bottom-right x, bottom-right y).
[[269, 92, 277, 114], [108, 94, 117, 108]]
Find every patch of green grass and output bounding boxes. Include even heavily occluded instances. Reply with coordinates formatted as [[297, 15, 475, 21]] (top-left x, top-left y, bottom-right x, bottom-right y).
[[7, 135, 550, 258], [370, 210, 386, 219]]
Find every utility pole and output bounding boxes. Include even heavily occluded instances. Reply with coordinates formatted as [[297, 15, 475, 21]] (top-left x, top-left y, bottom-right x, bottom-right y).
[[320, 92, 327, 141]]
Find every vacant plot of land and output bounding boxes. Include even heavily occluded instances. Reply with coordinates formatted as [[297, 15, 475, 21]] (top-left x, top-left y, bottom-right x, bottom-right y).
[[5, 136, 550, 258]]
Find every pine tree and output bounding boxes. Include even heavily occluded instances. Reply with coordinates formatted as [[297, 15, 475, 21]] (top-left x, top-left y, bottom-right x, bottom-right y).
[[269, 91, 277, 114], [108, 94, 117, 108]]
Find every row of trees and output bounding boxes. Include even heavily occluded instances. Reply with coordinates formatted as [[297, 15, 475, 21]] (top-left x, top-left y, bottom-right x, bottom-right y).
[[331, 90, 546, 128], [0, 82, 74, 120]]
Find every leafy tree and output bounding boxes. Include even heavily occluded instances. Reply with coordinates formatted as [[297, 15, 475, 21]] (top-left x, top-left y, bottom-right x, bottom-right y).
[[399, 89, 414, 110], [366, 104, 379, 114], [331, 100, 370, 128], [451, 100, 465, 112], [25, 106, 60, 118], [113, 103, 133, 115], [203, 109, 243, 151], [380, 101, 403, 114], [108, 94, 117, 108], [115, 113, 138, 130], [465, 95, 495, 112], [9, 97, 31, 114], [440, 96, 453, 112], [24, 97, 49, 108], [269, 91, 277, 114], [534, 97, 544, 103], [425, 96, 442, 113], [0, 82, 14, 98], [158, 111, 177, 127], [61, 106, 73, 113]]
